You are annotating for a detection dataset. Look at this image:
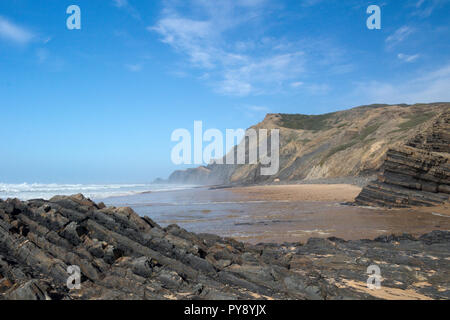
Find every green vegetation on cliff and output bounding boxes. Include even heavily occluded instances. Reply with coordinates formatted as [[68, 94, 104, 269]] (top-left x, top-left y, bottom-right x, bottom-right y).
[[390, 112, 435, 133], [279, 113, 336, 131]]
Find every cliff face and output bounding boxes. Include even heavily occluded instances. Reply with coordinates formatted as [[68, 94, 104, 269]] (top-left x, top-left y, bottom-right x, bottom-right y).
[[167, 103, 450, 185], [355, 110, 450, 207], [1, 194, 449, 300]]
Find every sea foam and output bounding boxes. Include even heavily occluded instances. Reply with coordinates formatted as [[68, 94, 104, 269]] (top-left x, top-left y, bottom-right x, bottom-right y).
[[0, 182, 195, 201]]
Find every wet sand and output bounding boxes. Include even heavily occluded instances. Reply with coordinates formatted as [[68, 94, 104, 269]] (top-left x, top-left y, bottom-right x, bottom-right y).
[[230, 184, 362, 202], [102, 184, 450, 244]]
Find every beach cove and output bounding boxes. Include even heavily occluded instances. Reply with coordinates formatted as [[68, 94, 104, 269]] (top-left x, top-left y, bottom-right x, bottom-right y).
[[101, 184, 450, 244]]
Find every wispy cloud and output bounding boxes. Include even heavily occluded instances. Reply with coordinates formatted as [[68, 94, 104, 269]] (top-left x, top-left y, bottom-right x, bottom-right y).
[[385, 26, 415, 48], [354, 63, 450, 103], [215, 52, 306, 96], [305, 83, 330, 95], [290, 81, 304, 88], [149, 17, 215, 68], [113, 0, 128, 8], [300, 0, 324, 7], [125, 63, 143, 72], [149, 0, 347, 96], [35, 48, 65, 71], [0, 16, 34, 44], [412, 0, 450, 18], [290, 80, 329, 94], [112, 0, 141, 20], [246, 105, 269, 112], [397, 53, 420, 63]]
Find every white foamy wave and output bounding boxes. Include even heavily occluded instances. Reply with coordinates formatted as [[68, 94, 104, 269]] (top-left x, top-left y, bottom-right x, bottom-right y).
[[0, 183, 196, 201]]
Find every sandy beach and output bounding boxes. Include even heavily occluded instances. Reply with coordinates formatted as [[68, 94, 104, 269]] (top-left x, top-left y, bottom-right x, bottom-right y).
[[230, 184, 362, 202], [102, 183, 450, 244]]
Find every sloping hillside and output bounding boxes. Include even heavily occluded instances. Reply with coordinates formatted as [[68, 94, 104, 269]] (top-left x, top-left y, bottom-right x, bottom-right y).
[[167, 103, 450, 185]]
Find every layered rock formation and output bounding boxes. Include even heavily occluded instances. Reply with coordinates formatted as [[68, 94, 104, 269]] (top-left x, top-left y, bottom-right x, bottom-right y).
[[166, 103, 450, 186], [356, 110, 450, 207], [1, 194, 449, 300]]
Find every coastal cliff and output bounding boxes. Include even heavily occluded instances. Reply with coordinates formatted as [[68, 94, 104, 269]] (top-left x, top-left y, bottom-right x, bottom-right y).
[[166, 103, 450, 186], [356, 110, 450, 207], [1, 194, 449, 300]]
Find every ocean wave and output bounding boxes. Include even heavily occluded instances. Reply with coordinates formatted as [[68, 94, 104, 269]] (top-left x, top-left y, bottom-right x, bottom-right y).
[[0, 182, 196, 201]]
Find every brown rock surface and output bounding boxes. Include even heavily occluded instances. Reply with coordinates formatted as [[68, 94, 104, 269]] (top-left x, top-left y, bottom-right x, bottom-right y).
[[356, 110, 450, 207]]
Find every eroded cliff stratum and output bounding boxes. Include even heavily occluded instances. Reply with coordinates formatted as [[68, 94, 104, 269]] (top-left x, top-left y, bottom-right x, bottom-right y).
[[168, 103, 450, 187]]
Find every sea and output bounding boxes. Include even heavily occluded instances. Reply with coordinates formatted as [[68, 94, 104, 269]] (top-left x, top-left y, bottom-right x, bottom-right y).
[[0, 182, 196, 201]]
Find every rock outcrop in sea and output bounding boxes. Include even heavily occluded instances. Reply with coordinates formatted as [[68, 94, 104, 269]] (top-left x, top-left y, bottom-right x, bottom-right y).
[[356, 110, 450, 207], [1, 194, 449, 300]]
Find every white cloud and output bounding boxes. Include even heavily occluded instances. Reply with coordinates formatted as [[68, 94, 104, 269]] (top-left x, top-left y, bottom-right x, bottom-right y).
[[0, 16, 34, 44], [290, 81, 329, 94], [247, 105, 269, 112], [416, 0, 426, 7], [113, 0, 128, 8], [149, 0, 313, 96], [149, 17, 215, 68], [301, 0, 324, 7], [305, 83, 330, 95], [397, 53, 420, 63], [385, 26, 415, 48], [219, 78, 253, 96], [354, 63, 450, 103], [216, 52, 305, 96], [125, 63, 142, 72], [290, 81, 304, 88], [112, 0, 140, 20]]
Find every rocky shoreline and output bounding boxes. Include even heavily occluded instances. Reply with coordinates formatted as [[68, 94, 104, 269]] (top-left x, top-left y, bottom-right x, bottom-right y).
[[1, 194, 449, 300]]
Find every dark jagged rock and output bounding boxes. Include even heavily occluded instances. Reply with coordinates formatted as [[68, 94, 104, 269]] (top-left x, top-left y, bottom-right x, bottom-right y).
[[0, 195, 449, 300], [356, 110, 450, 207]]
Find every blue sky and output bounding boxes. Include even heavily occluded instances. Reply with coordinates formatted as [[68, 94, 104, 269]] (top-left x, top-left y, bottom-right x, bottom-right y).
[[0, 0, 449, 183]]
